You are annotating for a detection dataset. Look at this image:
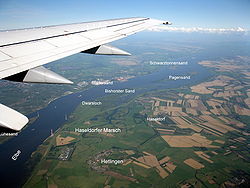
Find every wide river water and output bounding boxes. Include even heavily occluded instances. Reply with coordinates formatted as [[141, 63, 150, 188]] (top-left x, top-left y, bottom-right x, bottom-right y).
[[0, 60, 212, 187]]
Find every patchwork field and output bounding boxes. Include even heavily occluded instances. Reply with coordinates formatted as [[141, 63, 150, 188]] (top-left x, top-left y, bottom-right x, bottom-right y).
[[161, 134, 219, 148], [184, 158, 205, 169], [24, 56, 250, 188], [56, 135, 75, 146]]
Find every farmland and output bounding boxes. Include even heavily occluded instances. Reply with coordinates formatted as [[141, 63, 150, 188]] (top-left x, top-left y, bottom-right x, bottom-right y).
[[24, 56, 250, 188]]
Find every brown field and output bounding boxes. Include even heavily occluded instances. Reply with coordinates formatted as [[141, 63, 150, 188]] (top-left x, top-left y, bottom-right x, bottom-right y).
[[199, 115, 236, 133], [100, 132, 114, 137], [191, 85, 214, 94], [155, 166, 169, 179], [200, 111, 212, 115], [227, 118, 245, 128], [208, 179, 216, 184], [143, 151, 153, 156], [194, 151, 213, 163], [132, 152, 176, 179], [184, 95, 196, 99], [214, 140, 225, 144], [224, 85, 235, 90], [186, 108, 198, 116], [203, 129, 223, 137], [136, 155, 159, 167], [125, 150, 135, 155], [123, 159, 132, 166], [154, 105, 189, 116], [104, 171, 137, 182], [195, 96, 200, 99], [48, 184, 58, 188], [56, 135, 75, 146], [152, 97, 175, 105], [158, 106, 182, 113], [234, 105, 250, 115], [211, 151, 218, 155], [166, 100, 175, 106], [199, 60, 243, 71], [197, 101, 207, 111], [159, 156, 170, 165], [213, 90, 239, 98], [182, 183, 192, 188], [230, 145, 237, 149], [210, 99, 226, 103], [184, 158, 204, 169], [164, 162, 176, 173], [171, 116, 202, 132], [234, 137, 246, 143], [132, 161, 151, 169], [176, 99, 183, 105], [207, 100, 228, 115], [154, 121, 163, 126], [161, 133, 219, 148], [191, 79, 228, 94], [224, 151, 232, 156], [210, 108, 228, 115], [201, 122, 227, 134], [156, 129, 175, 132], [198, 123, 223, 136], [172, 111, 189, 116], [237, 137, 246, 141], [191, 116, 206, 123], [37, 169, 47, 176], [154, 100, 160, 107], [187, 99, 199, 107], [218, 116, 230, 124], [234, 85, 244, 90]]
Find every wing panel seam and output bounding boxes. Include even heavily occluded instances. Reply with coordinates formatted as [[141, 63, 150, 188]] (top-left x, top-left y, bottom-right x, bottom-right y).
[[0, 18, 149, 48]]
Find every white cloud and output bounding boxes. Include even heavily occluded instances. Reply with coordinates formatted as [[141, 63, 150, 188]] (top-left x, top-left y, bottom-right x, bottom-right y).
[[148, 25, 249, 34]]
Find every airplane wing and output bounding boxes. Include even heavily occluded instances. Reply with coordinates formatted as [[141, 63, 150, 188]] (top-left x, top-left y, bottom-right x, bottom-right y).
[[0, 17, 171, 131], [0, 104, 29, 131]]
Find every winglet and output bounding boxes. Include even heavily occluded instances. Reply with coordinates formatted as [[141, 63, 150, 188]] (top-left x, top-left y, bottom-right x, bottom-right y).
[[0, 104, 29, 131]]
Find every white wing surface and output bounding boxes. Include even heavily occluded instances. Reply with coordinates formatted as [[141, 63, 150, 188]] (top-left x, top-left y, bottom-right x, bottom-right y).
[[0, 17, 170, 131], [0, 104, 29, 131], [0, 17, 169, 79]]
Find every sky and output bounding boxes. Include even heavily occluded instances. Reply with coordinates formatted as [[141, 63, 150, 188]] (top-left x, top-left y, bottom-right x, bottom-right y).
[[0, 0, 249, 31]]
